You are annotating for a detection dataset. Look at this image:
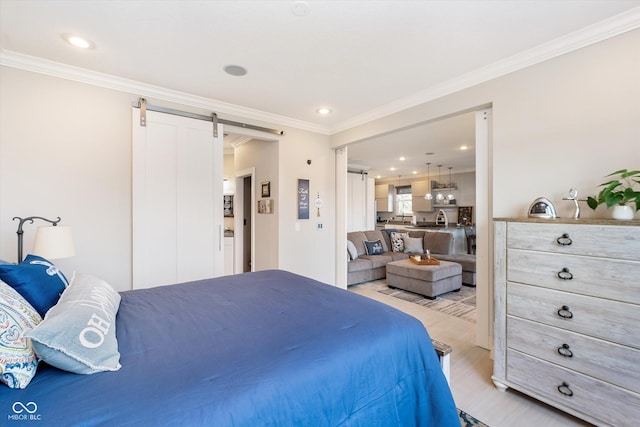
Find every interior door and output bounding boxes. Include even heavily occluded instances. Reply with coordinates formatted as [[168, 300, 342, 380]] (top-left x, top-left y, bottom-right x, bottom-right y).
[[132, 108, 224, 289]]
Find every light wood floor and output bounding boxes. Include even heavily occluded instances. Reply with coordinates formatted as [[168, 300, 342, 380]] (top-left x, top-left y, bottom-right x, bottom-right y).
[[349, 283, 592, 427]]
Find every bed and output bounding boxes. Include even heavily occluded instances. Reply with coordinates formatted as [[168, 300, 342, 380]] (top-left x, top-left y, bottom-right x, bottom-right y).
[[1, 269, 458, 426]]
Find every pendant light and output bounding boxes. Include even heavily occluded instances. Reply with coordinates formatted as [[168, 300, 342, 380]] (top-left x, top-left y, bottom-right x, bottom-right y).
[[424, 163, 433, 200], [435, 165, 445, 202], [447, 167, 455, 200]]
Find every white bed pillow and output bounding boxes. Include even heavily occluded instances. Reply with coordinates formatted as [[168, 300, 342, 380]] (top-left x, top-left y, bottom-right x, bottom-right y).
[[0, 280, 42, 389], [24, 274, 121, 374]]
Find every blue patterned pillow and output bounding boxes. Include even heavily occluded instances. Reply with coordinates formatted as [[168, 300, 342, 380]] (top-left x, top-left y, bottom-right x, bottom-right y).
[[364, 240, 384, 255], [25, 274, 121, 374], [0, 255, 68, 317], [0, 281, 42, 389]]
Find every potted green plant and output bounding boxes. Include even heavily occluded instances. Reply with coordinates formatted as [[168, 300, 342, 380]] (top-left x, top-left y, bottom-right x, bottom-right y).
[[587, 169, 640, 220]]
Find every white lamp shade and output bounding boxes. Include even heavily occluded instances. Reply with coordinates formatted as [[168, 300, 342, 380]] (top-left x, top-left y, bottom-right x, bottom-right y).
[[32, 226, 75, 260]]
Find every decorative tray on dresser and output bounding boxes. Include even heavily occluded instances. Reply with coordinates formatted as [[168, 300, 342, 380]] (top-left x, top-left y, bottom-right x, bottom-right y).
[[492, 218, 640, 427]]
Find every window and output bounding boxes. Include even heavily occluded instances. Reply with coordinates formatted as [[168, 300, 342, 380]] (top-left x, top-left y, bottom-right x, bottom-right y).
[[396, 185, 413, 215]]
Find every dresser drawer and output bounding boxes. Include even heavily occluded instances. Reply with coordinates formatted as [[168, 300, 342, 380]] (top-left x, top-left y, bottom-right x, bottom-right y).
[[507, 282, 640, 349], [507, 222, 640, 261], [507, 248, 640, 304], [507, 316, 640, 394], [507, 349, 640, 427]]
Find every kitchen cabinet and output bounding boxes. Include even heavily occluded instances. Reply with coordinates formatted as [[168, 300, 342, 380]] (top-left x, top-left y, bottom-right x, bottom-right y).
[[493, 218, 640, 426], [411, 180, 433, 212], [375, 184, 394, 212]]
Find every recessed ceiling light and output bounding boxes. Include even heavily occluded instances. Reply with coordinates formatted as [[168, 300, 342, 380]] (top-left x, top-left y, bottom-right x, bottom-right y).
[[399, 156, 406, 161], [412, 170, 417, 174], [223, 65, 248, 76], [390, 167, 396, 171], [459, 145, 471, 150], [62, 34, 94, 49], [316, 107, 332, 115]]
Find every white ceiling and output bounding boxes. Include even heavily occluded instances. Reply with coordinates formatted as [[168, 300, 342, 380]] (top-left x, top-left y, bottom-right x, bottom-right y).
[[1, 1, 639, 175]]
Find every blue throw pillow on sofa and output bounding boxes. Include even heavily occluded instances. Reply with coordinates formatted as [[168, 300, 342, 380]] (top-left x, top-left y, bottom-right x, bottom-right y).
[[0, 254, 68, 317], [364, 240, 384, 255]]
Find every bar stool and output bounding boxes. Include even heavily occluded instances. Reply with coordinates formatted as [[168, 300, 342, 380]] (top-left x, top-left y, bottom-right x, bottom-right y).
[[465, 226, 476, 254]]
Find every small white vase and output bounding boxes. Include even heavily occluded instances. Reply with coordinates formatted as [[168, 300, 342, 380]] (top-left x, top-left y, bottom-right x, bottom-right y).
[[611, 205, 634, 220]]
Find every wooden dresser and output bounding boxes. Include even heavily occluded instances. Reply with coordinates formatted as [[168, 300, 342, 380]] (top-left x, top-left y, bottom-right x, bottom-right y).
[[493, 218, 640, 426]]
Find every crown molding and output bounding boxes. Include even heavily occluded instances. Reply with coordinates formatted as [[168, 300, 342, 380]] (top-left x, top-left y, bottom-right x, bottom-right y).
[[330, 7, 640, 134], [2, 7, 638, 137], [0, 50, 331, 136]]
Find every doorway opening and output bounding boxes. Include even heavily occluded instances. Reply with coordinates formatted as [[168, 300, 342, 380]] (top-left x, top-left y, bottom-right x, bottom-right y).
[[234, 167, 255, 274], [339, 106, 493, 350]]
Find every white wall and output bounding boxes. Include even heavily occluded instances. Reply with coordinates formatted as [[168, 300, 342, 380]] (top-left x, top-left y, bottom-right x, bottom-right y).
[[276, 127, 336, 285], [0, 66, 335, 290], [0, 67, 133, 290], [331, 30, 640, 220]]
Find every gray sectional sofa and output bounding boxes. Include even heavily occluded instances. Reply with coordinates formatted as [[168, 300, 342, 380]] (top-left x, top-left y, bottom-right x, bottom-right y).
[[347, 229, 476, 287]]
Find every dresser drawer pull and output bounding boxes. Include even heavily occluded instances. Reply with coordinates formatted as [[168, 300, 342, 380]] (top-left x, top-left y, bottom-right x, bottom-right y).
[[557, 382, 574, 397], [557, 305, 573, 319], [557, 344, 574, 358], [557, 268, 573, 280], [556, 233, 573, 246]]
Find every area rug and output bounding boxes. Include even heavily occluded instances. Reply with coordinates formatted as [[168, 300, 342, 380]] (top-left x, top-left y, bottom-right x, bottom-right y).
[[360, 280, 477, 323], [458, 408, 489, 426]]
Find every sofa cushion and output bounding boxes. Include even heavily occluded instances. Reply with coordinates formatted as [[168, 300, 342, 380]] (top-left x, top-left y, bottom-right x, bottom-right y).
[[361, 254, 392, 268], [347, 232, 369, 257], [364, 231, 390, 252], [438, 254, 476, 272], [424, 232, 454, 255], [347, 258, 373, 273]]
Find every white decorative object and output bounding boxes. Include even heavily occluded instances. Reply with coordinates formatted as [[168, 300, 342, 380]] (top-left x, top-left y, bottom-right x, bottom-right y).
[[611, 204, 634, 220]]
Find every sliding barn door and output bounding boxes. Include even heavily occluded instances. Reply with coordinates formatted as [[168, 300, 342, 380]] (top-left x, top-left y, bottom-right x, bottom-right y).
[[132, 108, 224, 289]]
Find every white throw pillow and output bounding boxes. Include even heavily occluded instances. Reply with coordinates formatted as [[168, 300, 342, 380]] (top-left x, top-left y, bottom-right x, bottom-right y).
[[347, 240, 359, 260], [403, 236, 424, 253]]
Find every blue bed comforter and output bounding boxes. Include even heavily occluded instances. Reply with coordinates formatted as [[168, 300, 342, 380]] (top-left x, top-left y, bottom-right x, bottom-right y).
[[2, 270, 458, 426]]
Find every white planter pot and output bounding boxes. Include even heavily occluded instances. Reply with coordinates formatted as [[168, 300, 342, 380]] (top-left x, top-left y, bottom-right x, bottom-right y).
[[611, 205, 634, 220]]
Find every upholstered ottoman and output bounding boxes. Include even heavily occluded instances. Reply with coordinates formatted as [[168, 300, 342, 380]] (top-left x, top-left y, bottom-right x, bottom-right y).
[[386, 259, 462, 299]]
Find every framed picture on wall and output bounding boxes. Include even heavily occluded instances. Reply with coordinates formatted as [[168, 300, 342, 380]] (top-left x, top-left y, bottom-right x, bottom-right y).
[[223, 195, 234, 217], [297, 179, 310, 219], [261, 181, 271, 198], [457, 206, 473, 226]]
